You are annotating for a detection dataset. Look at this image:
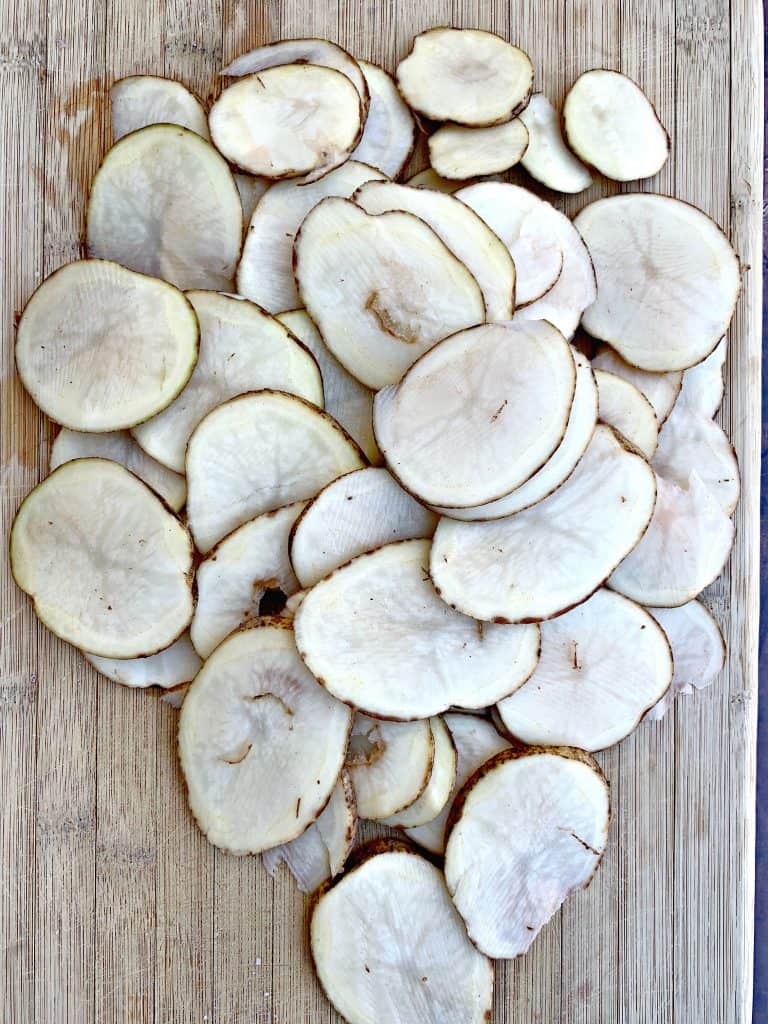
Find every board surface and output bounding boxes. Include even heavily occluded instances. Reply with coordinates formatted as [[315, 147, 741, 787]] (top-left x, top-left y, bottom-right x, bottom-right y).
[[0, 1, 762, 1021]]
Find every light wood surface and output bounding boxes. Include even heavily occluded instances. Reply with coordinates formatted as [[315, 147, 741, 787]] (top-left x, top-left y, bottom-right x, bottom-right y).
[[0, 1, 762, 1021]]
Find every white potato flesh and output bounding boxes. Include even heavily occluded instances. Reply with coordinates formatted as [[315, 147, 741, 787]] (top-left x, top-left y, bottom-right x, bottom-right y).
[[434, 350, 597, 520], [405, 714, 509, 855], [406, 169, 473, 194], [430, 425, 656, 623], [594, 369, 659, 459], [678, 337, 727, 417], [518, 93, 592, 193], [575, 194, 741, 371], [397, 27, 533, 126], [179, 620, 352, 853], [237, 161, 386, 314], [191, 501, 305, 658], [381, 717, 457, 828], [563, 70, 669, 181], [209, 66, 363, 179], [186, 391, 365, 553], [645, 601, 725, 719], [277, 310, 379, 463], [591, 343, 682, 424], [444, 748, 610, 958], [609, 472, 735, 606], [496, 588, 672, 750], [50, 428, 186, 512], [86, 632, 201, 690], [311, 843, 494, 1024], [17, 260, 198, 432], [354, 180, 516, 321], [133, 292, 323, 473], [87, 125, 242, 291], [374, 321, 576, 508], [294, 539, 540, 719], [351, 61, 416, 177], [11, 458, 194, 658], [295, 197, 486, 389], [346, 714, 434, 820], [429, 119, 529, 179], [290, 467, 437, 588], [652, 405, 739, 514], [234, 173, 270, 227], [111, 75, 209, 141]]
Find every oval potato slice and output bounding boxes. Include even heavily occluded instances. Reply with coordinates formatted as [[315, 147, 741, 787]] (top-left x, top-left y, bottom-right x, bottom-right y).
[[351, 61, 416, 177], [645, 601, 725, 719], [381, 717, 457, 828], [346, 714, 434, 820], [428, 119, 529, 179], [85, 632, 201, 690], [110, 75, 209, 141], [594, 368, 659, 459], [518, 93, 592, 193]]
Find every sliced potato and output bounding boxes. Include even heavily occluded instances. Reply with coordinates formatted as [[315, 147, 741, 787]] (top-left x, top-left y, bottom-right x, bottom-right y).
[[295, 197, 485, 389], [518, 93, 592, 193], [652, 405, 740, 514], [381, 717, 457, 828], [678, 337, 727, 417], [645, 601, 725, 719], [591, 343, 682, 425], [86, 632, 201, 690], [351, 61, 416, 177], [186, 391, 365, 553], [293, 539, 540, 719], [406, 169, 473, 194], [346, 714, 434, 820], [87, 125, 242, 291], [110, 75, 209, 141], [209, 65, 363, 179], [429, 119, 529, 179], [179, 619, 352, 854], [397, 28, 533, 126], [133, 292, 323, 473], [576, 194, 741, 371], [594, 368, 659, 459], [11, 459, 194, 658], [234, 172, 270, 227]]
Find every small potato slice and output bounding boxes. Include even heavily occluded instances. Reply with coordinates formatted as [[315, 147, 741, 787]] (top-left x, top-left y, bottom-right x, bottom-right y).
[[645, 601, 725, 719], [652, 405, 740, 514], [351, 61, 416, 177], [209, 65, 363, 179], [50, 428, 186, 512], [591, 343, 682, 424], [111, 75, 209, 141], [346, 714, 434, 820], [186, 391, 365, 553], [518, 93, 592, 193], [430, 425, 656, 623], [575, 194, 741, 371], [17, 260, 198, 432], [179, 619, 352, 854], [381, 717, 457, 828], [397, 28, 533, 127], [406, 169, 472, 194], [678, 337, 727, 417], [290, 467, 437, 589], [563, 70, 669, 181], [444, 747, 610, 958], [87, 125, 242, 291], [428, 119, 529, 179], [594, 368, 659, 459], [295, 197, 485, 389], [133, 292, 323, 473], [11, 458, 194, 658], [86, 633, 201, 690], [293, 539, 540, 720]]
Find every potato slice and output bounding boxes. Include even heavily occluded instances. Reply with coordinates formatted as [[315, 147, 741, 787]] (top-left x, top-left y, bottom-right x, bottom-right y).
[[110, 75, 209, 141], [87, 125, 242, 291], [294, 539, 540, 719], [429, 119, 529, 179], [406, 169, 472, 194], [290, 467, 437, 588], [186, 391, 365, 553], [295, 197, 485, 389], [351, 61, 416, 177], [346, 714, 434, 820], [678, 337, 727, 417], [444, 747, 610, 957], [518, 93, 592, 193], [16, 260, 198, 432], [133, 292, 323, 472], [652, 405, 739, 514], [575, 194, 741, 371], [397, 28, 533, 126], [11, 459, 194, 658], [85, 633, 201, 690], [645, 601, 725, 720], [564, 70, 669, 181], [179, 619, 352, 854], [374, 321, 576, 508], [381, 717, 457, 828], [591, 343, 682, 424], [430, 425, 656, 622], [594, 368, 659, 459], [234, 173, 269, 227], [209, 65, 363, 179]]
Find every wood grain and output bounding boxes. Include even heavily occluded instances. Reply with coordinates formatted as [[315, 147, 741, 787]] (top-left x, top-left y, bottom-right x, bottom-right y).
[[0, 1, 762, 1022]]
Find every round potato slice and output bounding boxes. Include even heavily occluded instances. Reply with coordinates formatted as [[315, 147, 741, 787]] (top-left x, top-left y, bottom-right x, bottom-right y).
[[16, 260, 198, 432], [594, 368, 659, 459], [374, 321, 576, 508], [397, 27, 533, 126], [186, 391, 365, 553], [85, 632, 201, 690], [678, 337, 727, 417], [179, 619, 352, 854], [11, 458, 194, 658], [429, 119, 529, 179], [351, 61, 416, 177], [133, 292, 323, 473], [87, 125, 242, 291], [346, 714, 434, 820], [652, 405, 739, 514], [591, 343, 682, 424], [294, 539, 540, 720], [575, 194, 741, 371], [209, 65, 363, 179], [518, 93, 593, 193], [444, 747, 610, 958], [563, 70, 669, 181], [295, 197, 486, 389], [645, 601, 725, 720], [110, 75, 209, 141], [381, 717, 457, 828]]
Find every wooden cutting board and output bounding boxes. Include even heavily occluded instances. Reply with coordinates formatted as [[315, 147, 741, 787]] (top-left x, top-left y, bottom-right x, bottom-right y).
[[0, 1, 762, 1021]]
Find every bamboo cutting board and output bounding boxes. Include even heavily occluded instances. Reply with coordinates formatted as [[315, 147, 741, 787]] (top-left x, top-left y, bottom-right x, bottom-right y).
[[0, 1, 762, 1021]]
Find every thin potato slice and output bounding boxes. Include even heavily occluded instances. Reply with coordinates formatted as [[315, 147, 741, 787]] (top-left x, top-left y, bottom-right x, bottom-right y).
[[518, 93, 592, 193], [406, 169, 474, 194], [234, 173, 270, 227], [652, 405, 740, 514], [645, 601, 725, 719], [428, 119, 529, 179], [346, 714, 434, 820], [678, 337, 727, 417], [351, 61, 416, 177], [381, 717, 457, 828], [86, 633, 201, 690], [110, 75, 209, 141], [594, 368, 659, 459], [591, 343, 682, 424]]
